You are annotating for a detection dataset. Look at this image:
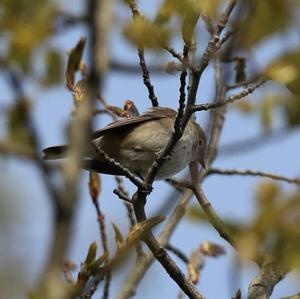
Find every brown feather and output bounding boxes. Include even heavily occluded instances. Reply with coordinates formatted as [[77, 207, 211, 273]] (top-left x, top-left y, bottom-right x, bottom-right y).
[[92, 107, 176, 138]]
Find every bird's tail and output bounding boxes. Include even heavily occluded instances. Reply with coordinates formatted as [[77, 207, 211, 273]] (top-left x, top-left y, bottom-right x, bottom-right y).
[[43, 145, 68, 160]]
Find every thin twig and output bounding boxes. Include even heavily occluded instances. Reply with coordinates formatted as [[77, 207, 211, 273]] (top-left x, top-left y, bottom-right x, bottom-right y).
[[192, 78, 267, 113], [113, 188, 132, 203], [191, 184, 234, 246], [137, 50, 159, 107], [164, 46, 184, 62], [91, 143, 144, 189], [166, 244, 189, 264], [174, 46, 189, 135], [207, 168, 300, 185], [226, 75, 262, 90]]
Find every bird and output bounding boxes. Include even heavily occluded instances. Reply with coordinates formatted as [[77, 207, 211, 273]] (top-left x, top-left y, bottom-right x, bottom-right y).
[[43, 107, 206, 180]]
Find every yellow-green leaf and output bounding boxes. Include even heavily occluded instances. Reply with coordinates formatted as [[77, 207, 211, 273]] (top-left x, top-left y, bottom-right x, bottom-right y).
[[112, 222, 124, 250], [127, 216, 165, 243], [84, 242, 97, 265], [89, 251, 109, 274]]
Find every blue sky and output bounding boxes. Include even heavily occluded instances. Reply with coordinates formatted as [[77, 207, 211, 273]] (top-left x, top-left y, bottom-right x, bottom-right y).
[[0, 1, 300, 298]]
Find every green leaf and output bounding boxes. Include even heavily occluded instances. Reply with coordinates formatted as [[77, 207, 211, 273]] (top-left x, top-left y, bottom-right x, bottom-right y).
[[127, 216, 165, 244], [84, 242, 97, 265], [112, 222, 125, 250], [89, 251, 109, 274]]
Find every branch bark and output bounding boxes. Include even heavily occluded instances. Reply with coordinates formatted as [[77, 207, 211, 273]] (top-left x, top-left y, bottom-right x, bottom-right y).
[[248, 257, 286, 299]]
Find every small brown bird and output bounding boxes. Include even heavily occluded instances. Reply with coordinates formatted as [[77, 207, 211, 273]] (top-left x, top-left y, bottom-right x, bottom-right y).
[[43, 107, 206, 180]]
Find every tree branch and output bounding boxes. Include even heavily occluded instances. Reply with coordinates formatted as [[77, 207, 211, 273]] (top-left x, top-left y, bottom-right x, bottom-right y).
[[248, 256, 286, 299], [207, 167, 300, 185], [166, 244, 189, 264], [190, 182, 234, 246], [92, 143, 144, 189], [192, 78, 267, 113]]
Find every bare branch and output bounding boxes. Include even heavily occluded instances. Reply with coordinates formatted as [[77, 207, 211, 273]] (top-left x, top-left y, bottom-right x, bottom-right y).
[[166, 244, 189, 264], [137, 50, 159, 107], [189, 164, 234, 246], [193, 78, 267, 113], [248, 257, 285, 299], [92, 143, 144, 189], [164, 46, 184, 62], [207, 168, 300, 185]]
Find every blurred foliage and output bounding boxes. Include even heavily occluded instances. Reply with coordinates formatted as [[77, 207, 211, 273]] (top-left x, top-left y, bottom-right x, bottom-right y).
[[260, 95, 277, 131], [236, 0, 297, 48], [0, 0, 56, 72], [7, 99, 34, 147], [189, 181, 300, 273], [41, 49, 64, 87], [123, 18, 171, 49], [237, 183, 300, 271]]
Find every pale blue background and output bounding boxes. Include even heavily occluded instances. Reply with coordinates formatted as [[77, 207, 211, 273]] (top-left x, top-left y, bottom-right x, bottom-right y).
[[0, 1, 299, 298]]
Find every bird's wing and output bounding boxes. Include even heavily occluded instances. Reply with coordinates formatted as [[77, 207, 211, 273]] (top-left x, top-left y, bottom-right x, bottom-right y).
[[92, 107, 176, 138]]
